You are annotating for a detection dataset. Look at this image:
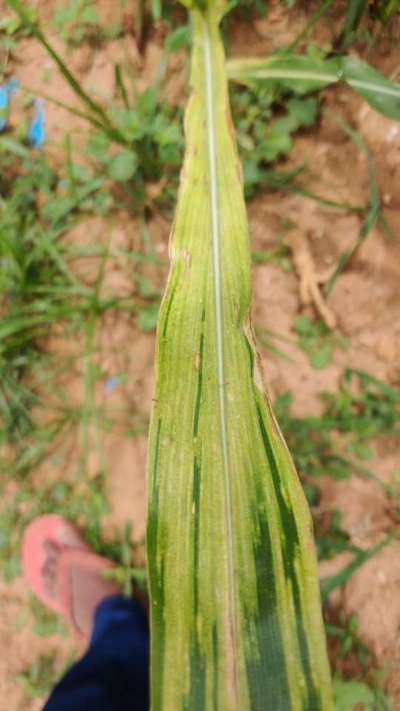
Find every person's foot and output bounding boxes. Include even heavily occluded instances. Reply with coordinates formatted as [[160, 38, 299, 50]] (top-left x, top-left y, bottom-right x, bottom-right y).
[[41, 536, 121, 637], [22, 515, 121, 638]]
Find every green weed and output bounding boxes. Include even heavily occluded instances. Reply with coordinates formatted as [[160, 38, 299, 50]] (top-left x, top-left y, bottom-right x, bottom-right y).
[[337, 0, 370, 49], [338, 0, 400, 50], [52, 0, 122, 45], [316, 509, 353, 559], [0, 129, 155, 628], [275, 368, 400, 483], [17, 655, 61, 700], [232, 82, 319, 197], [333, 676, 393, 711], [323, 114, 389, 299], [252, 242, 292, 271], [0, 138, 105, 453], [321, 534, 394, 600], [375, 0, 400, 22], [274, 366, 399, 636], [225, 0, 267, 19], [88, 87, 183, 213], [0, 127, 163, 474], [0, 4, 36, 54], [293, 315, 348, 369], [102, 523, 147, 596], [22, 594, 68, 638], [327, 613, 370, 667]]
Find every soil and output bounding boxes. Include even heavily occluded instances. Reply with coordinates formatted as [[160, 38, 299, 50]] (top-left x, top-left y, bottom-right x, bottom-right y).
[[1, 1, 400, 708]]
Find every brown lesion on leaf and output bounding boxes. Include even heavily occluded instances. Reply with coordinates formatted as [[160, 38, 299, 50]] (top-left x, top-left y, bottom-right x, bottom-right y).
[[243, 313, 268, 397], [232, 298, 240, 325], [236, 159, 244, 183], [225, 105, 236, 140], [195, 351, 201, 370], [181, 248, 192, 272]]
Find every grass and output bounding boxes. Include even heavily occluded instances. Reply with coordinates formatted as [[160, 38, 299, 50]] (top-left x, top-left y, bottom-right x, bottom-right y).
[[231, 81, 320, 197], [52, 0, 122, 45], [322, 113, 390, 299], [0, 125, 154, 605], [274, 369, 399, 707], [83, 85, 184, 214], [275, 368, 400, 487], [1, 0, 399, 705], [293, 315, 349, 370], [0, 141, 95, 467], [14, 592, 68, 639], [17, 656, 63, 700], [333, 676, 393, 711], [337, 0, 400, 49], [0, 126, 164, 461]]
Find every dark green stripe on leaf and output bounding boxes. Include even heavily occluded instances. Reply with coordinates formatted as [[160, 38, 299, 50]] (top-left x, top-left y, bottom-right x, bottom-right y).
[[246, 484, 291, 710], [257, 406, 322, 710], [161, 281, 177, 338], [185, 642, 206, 711], [147, 419, 166, 709], [193, 333, 205, 437], [192, 456, 201, 613]]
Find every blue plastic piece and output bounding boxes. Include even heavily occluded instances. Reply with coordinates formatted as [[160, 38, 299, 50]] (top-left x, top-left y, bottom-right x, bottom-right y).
[[0, 86, 9, 132], [0, 77, 19, 132], [6, 77, 19, 95], [27, 99, 46, 148], [104, 376, 119, 392]]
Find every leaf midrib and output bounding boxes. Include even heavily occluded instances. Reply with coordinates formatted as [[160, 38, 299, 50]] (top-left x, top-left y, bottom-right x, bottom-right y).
[[202, 15, 238, 700]]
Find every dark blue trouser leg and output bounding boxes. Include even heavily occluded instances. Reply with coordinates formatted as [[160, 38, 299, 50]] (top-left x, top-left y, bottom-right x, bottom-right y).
[[43, 595, 149, 711]]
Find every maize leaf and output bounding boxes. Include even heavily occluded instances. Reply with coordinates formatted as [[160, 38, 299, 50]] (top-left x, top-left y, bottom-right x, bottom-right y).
[[147, 3, 332, 709], [227, 53, 400, 120]]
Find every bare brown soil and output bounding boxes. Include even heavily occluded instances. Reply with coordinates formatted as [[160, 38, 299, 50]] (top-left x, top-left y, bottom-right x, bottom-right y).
[[1, 1, 400, 708]]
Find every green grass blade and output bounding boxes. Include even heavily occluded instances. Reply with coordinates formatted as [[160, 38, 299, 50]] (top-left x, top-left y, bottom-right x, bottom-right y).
[[227, 54, 341, 93], [287, 0, 335, 52], [147, 4, 332, 710], [323, 112, 380, 298], [321, 534, 394, 602], [342, 56, 400, 119], [227, 54, 400, 119], [337, 0, 369, 49], [18, 84, 109, 134], [150, 0, 162, 21]]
